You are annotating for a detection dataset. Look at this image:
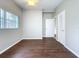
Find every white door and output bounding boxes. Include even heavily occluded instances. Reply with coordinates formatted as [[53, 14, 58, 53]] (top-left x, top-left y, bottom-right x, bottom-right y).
[[45, 19, 55, 37], [57, 10, 65, 45]]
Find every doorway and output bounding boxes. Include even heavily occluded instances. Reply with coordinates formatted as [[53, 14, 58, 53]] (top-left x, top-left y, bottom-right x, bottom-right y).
[[42, 12, 56, 38]]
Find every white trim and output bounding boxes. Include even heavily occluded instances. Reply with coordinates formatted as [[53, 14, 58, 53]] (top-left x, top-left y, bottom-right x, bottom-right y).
[[23, 38, 43, 40], [0, 39, 22, 54], [64, 45, 79, 58]]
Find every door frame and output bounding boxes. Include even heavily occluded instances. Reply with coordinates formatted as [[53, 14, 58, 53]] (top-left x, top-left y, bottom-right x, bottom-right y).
[[57, 10, 66, 46]]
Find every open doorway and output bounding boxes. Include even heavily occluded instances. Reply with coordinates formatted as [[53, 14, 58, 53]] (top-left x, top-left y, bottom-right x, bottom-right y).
[[42, 12, 56, 39]]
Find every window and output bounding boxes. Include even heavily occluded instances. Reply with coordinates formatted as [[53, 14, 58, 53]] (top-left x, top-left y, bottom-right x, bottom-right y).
[[0, 8, 19, 29], [6, 12, 19, 28], [0, 9, 4, 28]]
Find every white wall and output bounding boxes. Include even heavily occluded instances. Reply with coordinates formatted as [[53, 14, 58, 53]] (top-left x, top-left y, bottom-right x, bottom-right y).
[[56, 0, 79, 57], [0, 0, 22, 53], [22, 10, 42, 39]]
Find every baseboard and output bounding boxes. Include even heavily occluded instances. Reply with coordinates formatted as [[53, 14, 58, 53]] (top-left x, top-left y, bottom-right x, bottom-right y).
[[23, 38, 43, 40], [43, 37, 55, 39], [64, 45, 79, 58], [0, 39, 22, 54]]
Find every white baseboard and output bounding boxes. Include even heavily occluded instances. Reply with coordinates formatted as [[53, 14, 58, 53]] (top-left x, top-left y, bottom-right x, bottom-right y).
[[43, 36, 54, 37], [23, 38, 43, 40], [0, 39, 22, 54], [64, 45, 79, 58]]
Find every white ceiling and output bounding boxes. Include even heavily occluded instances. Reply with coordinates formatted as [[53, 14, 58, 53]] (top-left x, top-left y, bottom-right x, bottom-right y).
[[14, 0, 63, 12]]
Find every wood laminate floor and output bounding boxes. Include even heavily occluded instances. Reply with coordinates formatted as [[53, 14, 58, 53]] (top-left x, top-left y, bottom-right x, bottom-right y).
[[0, 38, 77, 58]]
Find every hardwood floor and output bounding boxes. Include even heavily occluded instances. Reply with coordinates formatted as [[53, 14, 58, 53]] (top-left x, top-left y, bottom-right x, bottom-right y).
[[0, 38, 77, 58]]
